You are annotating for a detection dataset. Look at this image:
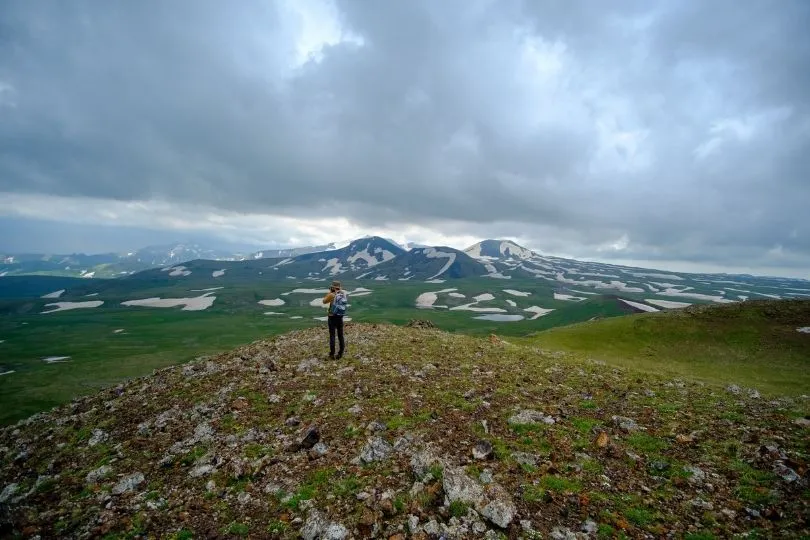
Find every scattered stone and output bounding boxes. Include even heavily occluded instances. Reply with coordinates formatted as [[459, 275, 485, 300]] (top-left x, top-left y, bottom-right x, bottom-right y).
[[366, 420, 387, 433], [443, 466, 484, 504], [422, 520, 440, 535], [511, 452, 538, 467], [472, 440, 493, 460], [720, 508, 737, 520], [410, 451, 440, 480], [88, 429, 108, 447], [481, 489, 516, 528], [0, 483, 19, 503], [189, 464, 214, 478], [112, 472, 145, 495], [85, 465, 112, 485], [301, 509, 330, 540], [268, 394, 282, 403], [408, 515, 420, 533], [582, 519, 598, 534], [774, 462, 800, 483], [551, 527, 578, 540], [690, 498, 714, 511], [748, 388, 761, 399], [479, 470, 493, 484], [463, 389, 476, 399], [508, 410, 555, 425], [206, 480, 216, 492], [676, 433, 695, 444], [684, 465, 706, 484], [793, 417, 810, 428], [521, 520, 534, 532], [237, 492, 252, 505], [299, 425, 320, 450], [611, 415, 642, 432], [285, 416, 301, 427], [297, 358, 322, 372], [643, 389, 656, 397], [348, 404, 362, 415], [595, 431, 610, 448], [727, 384, 741, 395], [359, 437, 394, 463], [310, 442, 329, 457], [649, 461, 670, 473]]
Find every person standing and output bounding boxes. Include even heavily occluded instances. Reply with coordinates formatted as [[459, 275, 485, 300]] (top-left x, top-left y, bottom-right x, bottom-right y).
[[322, 280, 348, 359]]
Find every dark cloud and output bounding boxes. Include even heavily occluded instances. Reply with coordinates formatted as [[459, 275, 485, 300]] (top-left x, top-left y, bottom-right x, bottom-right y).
[[0, 0, 808, 272]]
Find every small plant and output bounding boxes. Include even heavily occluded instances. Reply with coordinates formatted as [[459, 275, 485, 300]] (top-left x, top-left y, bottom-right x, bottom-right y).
[[449, 500, 470, 517], [224, 522, 250, 536], [266, 520, 287, 535], [570, 417, 600, 434], [333, 475, 361, 497], [393, 494, 407, 513], [522, 484, 546, 502], [428, 463, 444, 480], [597, 524, 616, 538], [625, 507, 655, 527], [171, 530, 194, 540], [626, 433, 669, 453], [540, 475, 582, 493]]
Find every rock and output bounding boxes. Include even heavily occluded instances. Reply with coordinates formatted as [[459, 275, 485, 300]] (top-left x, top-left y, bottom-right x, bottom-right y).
[[380, 498, 395, 516], [348, 404, 362, 415], [410, 450, 440, 480], [511, 452, 538, 467], [299, 425, 320, 450], [88, 429, 108, 447], [582, 519, 598, 534], [237, 492, 252, 505], [794, 417, 810, 428], [85, 465, 112, 485], [268, 394, 282, 403], [727, 384, 741, 394], [479, 470, 493, 484], [206, 480, 216, 492], [0, 483, 19, 503], [611, 416, 642, 432], [748, 388, 761, 399], [676, 433, 695, 444], [473, 440, 493, 460], [301, 509, 331, 540], [189, 464, 214, 478], [410, 481, 425, 496], [111, 472, 145, 495], [508, 410, 555, 425], [774, 462, 800, 483], [473, 521, 487, 534], [649, 461, 670, 473], [684, 465, 705, 484], [481, 494, 516, 528], [463, 388, 476, 399], [443, 466, 483, 504], [286, 416, 302, 427], [551, 527, 578, 540], [521, 520, 534, 531], [192, 422, 214, 443], [720, 508, 737, 520], [310, 442, 329, 457], [643, 389, 656, 397], [595, 431, 610, 448], [297, 358, 322, 372], [366, 420, 387, 433], [408, 515, 420, 533], [359, 437, 394, 463], [690, 498, 714, 510], [422, 520, 440, 535]]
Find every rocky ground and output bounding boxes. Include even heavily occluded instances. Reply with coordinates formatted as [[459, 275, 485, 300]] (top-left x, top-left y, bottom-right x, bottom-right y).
[[0, 323, 808, 539]]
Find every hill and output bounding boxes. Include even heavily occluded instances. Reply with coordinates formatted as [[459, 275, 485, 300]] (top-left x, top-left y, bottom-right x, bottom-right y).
[[351, 246, 490, 281], [0, 322, 807, 538], [523, 299, 810, 396]]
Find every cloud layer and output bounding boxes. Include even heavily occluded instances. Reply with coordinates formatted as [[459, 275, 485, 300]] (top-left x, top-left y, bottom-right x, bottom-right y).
[[0, 0, 808, 275]]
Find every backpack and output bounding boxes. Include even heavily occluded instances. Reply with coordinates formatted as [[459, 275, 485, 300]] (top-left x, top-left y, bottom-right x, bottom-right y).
[[331, 290, 348, 316]]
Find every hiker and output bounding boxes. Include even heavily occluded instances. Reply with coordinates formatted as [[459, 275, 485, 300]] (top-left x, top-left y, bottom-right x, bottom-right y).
[[322, 280, 348, 359]]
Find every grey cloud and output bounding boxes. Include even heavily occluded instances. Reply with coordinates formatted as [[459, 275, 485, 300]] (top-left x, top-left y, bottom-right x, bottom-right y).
[[0, 0, 808, 272]]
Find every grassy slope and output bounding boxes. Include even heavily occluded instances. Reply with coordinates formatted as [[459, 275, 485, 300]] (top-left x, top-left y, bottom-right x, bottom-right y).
[[522, 300, 810, 396], [0, 325, 807, 538]]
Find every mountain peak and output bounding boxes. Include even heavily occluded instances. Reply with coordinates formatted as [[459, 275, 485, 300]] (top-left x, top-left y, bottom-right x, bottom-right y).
[[465, 239, 535, 260]]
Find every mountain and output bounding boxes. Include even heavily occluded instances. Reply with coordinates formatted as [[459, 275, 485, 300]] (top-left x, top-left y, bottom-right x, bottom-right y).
[[267, 237, 406, 280], [350, 246, 491, 281], [465, 239, 535, 261], [250, 243, 337, 260]]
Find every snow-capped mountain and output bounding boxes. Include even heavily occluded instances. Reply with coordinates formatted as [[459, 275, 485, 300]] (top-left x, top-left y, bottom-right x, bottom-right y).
[[250, 243, 336, 260], [348, 246, 490, 281], [465, 239, 535, 261], [268, 237, 405, 280]]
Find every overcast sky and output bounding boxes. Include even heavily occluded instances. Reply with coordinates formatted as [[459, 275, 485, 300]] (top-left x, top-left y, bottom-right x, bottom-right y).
[[1, 0, 808, 278]]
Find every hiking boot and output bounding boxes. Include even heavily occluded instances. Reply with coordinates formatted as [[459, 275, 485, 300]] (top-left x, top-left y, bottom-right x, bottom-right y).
[[328, 353, 335, 360], [336, 352, 344, 360]]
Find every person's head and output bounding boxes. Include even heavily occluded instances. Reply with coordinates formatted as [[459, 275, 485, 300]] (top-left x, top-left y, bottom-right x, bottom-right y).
[[330, 280, 341, 292]]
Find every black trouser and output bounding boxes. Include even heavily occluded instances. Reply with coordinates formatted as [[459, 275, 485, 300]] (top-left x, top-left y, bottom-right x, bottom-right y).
[[328, 315, 345, 357]]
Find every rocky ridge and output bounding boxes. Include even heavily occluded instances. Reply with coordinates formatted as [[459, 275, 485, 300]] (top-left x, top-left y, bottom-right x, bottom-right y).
[[0, 324, 808, 538]]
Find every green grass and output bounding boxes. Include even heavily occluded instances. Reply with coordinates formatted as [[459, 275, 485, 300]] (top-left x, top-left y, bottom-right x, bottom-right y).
[[626, 433, 669, 454], [523, 300, 810, 395]]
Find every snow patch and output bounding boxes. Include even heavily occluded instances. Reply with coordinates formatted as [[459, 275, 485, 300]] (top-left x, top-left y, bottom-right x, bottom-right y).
[[212, 269, 226, 278], [309, 297, 326, 307], [42, 301, 104, 313], [272, 258, 294, 268], [41, 289, 65, 299], [322, 258, 343, 275], [473, 293, 495, 302], [167, 266, 192, 277], [84, 293, 100, 297], [629, 272, 684, 280], [505, 299, 517, 307], [474, 314, 525, 322], [43, 356, 71, 363], [422, 248, 456, 280], [556, 274, 644, 293], [554, 293, 586, 302], [503, 289, 531, 297], [645, 299, 691, 309], [416, 292, 439, 308], [618, 299, 659, 313], [263, 312, 284, 315], [374, 275, 388, 281], [290, 316, 303, 319], [0, 371, 14, 376], [796, 327, 810, 334], [524, 306, 554, 319], [113, 329, 125, 334], [448, 292, 466, 298], [659, 288, 735, 303], [347, 247, 380, 268], [191, 287, 224, 292], [285, 288, 329, 294], [425, 279, 445, 284], [258, 299, 285, 307], [313, 316, 352, 322], [122, 293, 216, 311]]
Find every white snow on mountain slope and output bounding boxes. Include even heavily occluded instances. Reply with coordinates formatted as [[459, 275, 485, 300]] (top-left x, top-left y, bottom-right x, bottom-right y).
[[122, 293, 216, 311], [258, 298, 285, 307], [448, 292, 465, 298], [322, 258, 344, 275], [554, 293, 586, 301], [658, 288, 735, 303], [273, 258, 294, 268], [347, 247, 379, 267], [503, 289, 531, 297], [555, 274, 645, 293], [421, 248, 456, 280], [524, 306, 554, 319], [41, 289, 66, 299], [425, 279, 446, 283], [41, 301, 104, 313], [646, 299, 691, 309], [619, 299, 660, 313], [629, 272, 684, 280], [167, 266, 192, 277], [505, 299, 517, 307], [212, 269, 226, 278]]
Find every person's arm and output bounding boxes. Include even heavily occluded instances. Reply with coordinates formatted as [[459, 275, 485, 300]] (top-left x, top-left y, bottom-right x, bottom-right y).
[[322, 292, 335, 305]]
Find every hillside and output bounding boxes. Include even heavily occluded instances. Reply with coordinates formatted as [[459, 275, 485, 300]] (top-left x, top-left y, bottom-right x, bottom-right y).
[[352, 247, 490, 281], [523, 299, 810, 396], [1, 322, 808, 538]]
